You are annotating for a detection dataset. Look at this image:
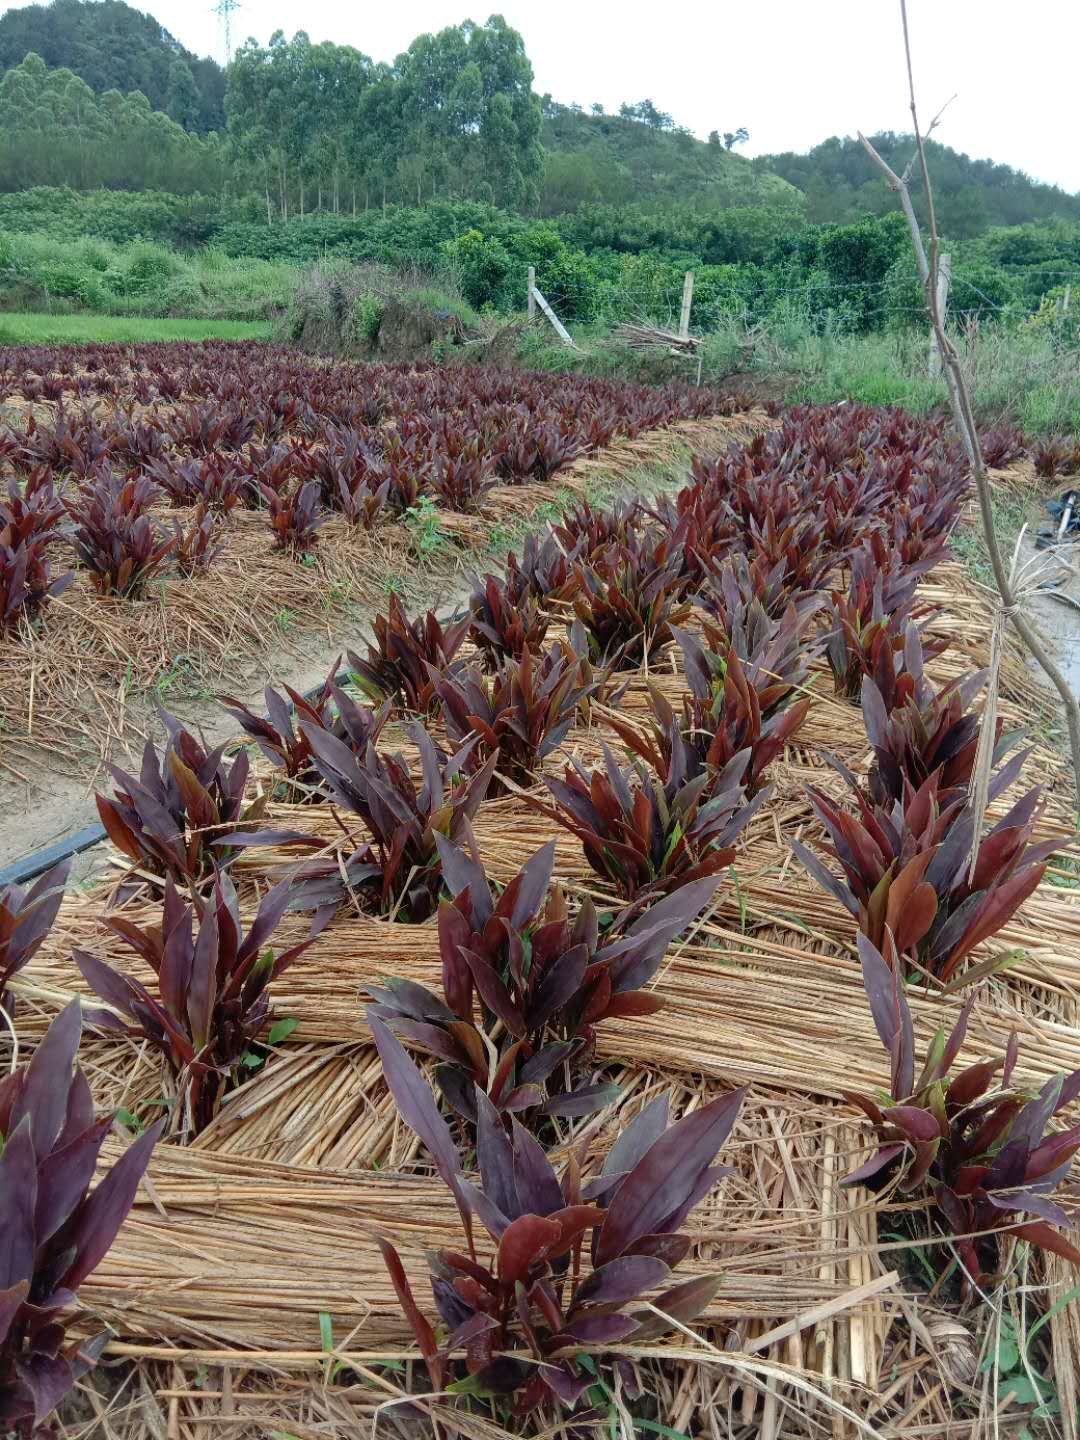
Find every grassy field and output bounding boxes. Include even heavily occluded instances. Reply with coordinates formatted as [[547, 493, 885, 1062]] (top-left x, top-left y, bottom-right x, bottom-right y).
[[0, 313, 271, 345]]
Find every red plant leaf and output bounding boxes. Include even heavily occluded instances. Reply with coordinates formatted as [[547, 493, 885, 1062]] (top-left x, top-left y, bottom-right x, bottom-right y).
[[376, 1235, 444, 1388], [497, 1214, 562, 1287]]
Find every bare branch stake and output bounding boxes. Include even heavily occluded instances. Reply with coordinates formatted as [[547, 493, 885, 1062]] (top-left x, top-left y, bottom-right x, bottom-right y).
[[858, 0, 1080, 813]]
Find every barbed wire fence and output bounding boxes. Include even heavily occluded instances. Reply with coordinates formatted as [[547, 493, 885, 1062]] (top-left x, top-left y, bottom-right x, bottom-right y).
[[526, 260, 1080, 382]]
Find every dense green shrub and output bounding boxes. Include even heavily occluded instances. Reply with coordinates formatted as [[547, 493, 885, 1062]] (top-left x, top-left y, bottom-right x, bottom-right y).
[[0, 227, 293, 319], [347, 292, 384, 346], [441, 228, 513, 310], [0, 185, 237, 245]]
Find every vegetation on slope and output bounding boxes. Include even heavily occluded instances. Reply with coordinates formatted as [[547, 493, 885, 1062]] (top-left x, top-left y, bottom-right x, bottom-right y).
[[537, 99, 795, 214], [0, 0, 224, 130], [760, 132, 1080, 235]]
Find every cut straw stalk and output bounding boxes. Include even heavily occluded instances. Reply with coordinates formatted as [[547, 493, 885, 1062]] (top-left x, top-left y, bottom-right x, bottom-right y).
[[77, 1085, 897, 1357], [21, 875, 1080, 1107]]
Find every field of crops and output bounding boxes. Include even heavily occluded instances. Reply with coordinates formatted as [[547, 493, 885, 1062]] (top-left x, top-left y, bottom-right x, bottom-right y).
[[2, 359, 1080, 1439], [0, 341, 758, 802]]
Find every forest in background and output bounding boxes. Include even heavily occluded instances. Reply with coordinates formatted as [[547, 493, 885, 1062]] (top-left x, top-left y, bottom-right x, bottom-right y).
[[1, 0, 1076, 229], [1, 0, 1080, 351]]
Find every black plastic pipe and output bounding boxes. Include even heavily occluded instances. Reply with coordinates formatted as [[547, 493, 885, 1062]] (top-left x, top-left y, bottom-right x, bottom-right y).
[[0, 675, 332, 889]]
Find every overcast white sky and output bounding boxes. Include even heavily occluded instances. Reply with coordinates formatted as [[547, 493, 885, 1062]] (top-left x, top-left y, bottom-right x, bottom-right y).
[[6, 0, 1078, 192]]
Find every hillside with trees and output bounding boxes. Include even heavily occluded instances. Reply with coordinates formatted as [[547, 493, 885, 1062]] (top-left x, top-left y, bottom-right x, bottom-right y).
[[2, 0, 1080, 347], [0, 0, 224, 132], [0, 1, 1076, 247], [537, 100, 792, 214], [227, 20, 542, 216], [0, 51, 224, 193], [759, 133, 1080, 237]]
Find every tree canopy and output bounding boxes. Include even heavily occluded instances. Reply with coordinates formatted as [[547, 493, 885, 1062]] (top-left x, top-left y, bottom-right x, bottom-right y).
[[0, 0, 1077, 261], [759, 133, 1080, 237], [0, 51, 223, 193], [225, 20, 543, 215], [0, 0, 225, 132]]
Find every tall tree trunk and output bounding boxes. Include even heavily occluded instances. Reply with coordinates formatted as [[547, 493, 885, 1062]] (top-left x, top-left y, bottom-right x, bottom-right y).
[[265, 182, 272, 225], [299, 183, 304, 218], [352, 187, 357, 217]]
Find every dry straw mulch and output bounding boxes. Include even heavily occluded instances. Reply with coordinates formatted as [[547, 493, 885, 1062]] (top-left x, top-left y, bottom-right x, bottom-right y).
[[0, 410, 764, 783], [13, 466, 1080, 1439]]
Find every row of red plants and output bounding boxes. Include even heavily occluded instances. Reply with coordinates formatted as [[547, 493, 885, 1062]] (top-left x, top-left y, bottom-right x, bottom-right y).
[[2, 398, 1078, 1432], [1, 346, 751, 629]]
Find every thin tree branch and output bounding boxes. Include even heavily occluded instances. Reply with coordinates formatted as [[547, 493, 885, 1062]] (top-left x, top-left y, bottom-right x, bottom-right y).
[[861, 0, 1080, 810]]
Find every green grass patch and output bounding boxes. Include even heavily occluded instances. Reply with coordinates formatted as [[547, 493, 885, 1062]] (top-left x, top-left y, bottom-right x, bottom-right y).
[[785, 367, 944, 413], [0, 313, 272, 345], [402, 285, 481, 330]]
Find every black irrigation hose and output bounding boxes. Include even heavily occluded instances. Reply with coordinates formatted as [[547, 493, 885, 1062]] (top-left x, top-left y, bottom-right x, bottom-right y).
[[0, 824, 108, 887], [0, 677, 331, 889]]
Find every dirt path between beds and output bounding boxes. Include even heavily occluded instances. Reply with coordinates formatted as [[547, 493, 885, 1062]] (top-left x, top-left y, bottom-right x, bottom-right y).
[[0, 451, 714, 878]]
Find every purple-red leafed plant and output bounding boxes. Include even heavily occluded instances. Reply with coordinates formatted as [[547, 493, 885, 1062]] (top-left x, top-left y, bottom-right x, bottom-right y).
[[978, 427, 1026, 471], [144, 456, 246, 514], [1032, 437, 1070, 480], [823, 556, 944, 703], [370, 843, 721, 1128], [0, 477, 73, 632], [288, 722, 498, 924], [609, 603, 813, 796], [171, 504, 224, 577], [843, 931, 1080, 1295], [112, 414, 170, 468], [532, 421, 584, 482], [335, 470, 390, 529], [95, 711, 283, 883], [67, 473, 175, 598], [533, 740, 756, 903], [860, 642, 1030, 809], [0, 1000, 162, 1436], [0, 861, 70, 1020], [506, 530, 581, 606], [167, 403, 256, 455], [792, 761, 1056, 989], [431, 642, 595, 791], [222, 674, 335, 789], [371, 1017, 744, 1417], [571, 537, 692, 671], [374, 431, 433, 515], [430, 440, 498, 512], [695, 550, 816, 627], [555, 500, 642, 564], [469, 572, 550, 666], [12, 410, 114, 478], [746, 511, 833, 595], [650, 486, 739, 584], [221, 667, 390, 797], [348, 594, 471, 713], [76, 871, 318, 1135], [263, 480, 326, 557]]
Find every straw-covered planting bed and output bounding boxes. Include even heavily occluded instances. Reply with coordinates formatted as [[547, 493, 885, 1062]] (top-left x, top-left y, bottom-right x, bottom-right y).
[[3, 388, 1080, 1440], [0, 341, 761, 780]]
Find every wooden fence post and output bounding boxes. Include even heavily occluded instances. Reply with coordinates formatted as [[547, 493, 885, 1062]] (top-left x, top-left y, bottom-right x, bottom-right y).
[[679, 270, 694, 340], [531, 285, 576, 348], [928, 252, 951, 379], [527, 266, 536, 321]]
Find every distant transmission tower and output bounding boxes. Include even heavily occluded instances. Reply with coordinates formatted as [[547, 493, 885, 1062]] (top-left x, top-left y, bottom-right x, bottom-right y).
[[213, 0, 240, 64]]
